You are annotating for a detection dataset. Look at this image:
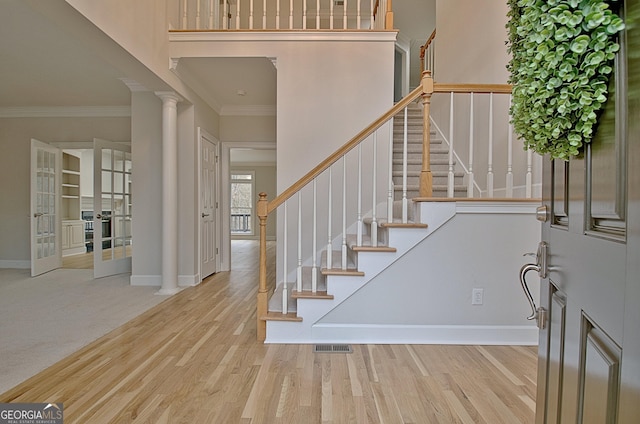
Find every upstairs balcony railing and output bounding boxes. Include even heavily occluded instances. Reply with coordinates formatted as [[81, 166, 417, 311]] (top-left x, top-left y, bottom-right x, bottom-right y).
[[171, 0, 394, 31]]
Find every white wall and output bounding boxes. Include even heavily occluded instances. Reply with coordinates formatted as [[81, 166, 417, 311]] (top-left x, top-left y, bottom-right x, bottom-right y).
[[318, 204, 542, 344]]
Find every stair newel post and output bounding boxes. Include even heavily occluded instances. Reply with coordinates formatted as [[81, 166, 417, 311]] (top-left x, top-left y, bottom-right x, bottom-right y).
[[257, 192, 269, 341], [420, 70, 434, 197], [468, 93, 475, 198], [447, 91, 455, 198], [297, 192, 302, 293], [371, 132, 378, 247], [341, 156, 348, 270], [385, 0, 393, 30], [311, 179, 318, 292]]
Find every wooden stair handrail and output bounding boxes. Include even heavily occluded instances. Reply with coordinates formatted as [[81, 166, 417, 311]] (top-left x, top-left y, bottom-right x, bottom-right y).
[[419, 29, 437, 60], [433, 83, 512, 94], [266, 84, 424, 215]]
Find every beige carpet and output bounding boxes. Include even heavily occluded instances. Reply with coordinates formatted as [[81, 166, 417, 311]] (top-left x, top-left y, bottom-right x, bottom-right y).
[[0, 268, 170, 394]]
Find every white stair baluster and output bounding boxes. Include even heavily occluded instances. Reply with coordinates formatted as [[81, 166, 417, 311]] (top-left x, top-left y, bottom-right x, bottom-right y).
[[326, 168, 333, 270], [223, 0, 229, 29], [289, 0, 294, 29], [467, 92, 475, 198], [341, 156, 348, 270], [208, 0, 215, 29], [276, 0, 280, 29], [297, 192, 302, 293], [402, 106, 408, 222], [330, 0, 334, 29], [196, 0, 202, 29], [249, 0, 254, 29], [343, 0, 348, 28], [357, 0, 361, 29], [312, 179, 318, 292], [303, 0, 307, 29], [182, 0, 188, 29], [316, 0, 320, 28], [447, 92, 455, 198], [282, 201, 288, 314], [506, 103, 514, 198], [371, 132, 378, 247], [370, 0, 374, 30], [487, 93, 494, 198], [263, 0, 267, 28], [526, 148, 533, 198], [357, 144, 363, 246], [236, 0, 240, 29]]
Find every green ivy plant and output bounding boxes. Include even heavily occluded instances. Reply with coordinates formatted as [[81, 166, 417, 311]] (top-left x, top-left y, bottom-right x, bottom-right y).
[[507, 0, 624, 159]]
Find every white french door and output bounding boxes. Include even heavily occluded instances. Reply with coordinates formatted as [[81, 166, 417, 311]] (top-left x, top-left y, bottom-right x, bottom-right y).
[[200, 129, 219, 279], [30, 139, 61, 276], [93, 138, 132, 278]]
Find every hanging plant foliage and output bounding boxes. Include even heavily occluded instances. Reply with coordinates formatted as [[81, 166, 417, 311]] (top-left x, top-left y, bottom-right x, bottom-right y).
[[507, 0, 624, 159]]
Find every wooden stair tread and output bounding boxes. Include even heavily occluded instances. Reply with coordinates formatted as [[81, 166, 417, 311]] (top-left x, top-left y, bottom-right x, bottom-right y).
[[380, 221, 428, 229], [292, 290, 334, 299], [262, 312, 303, 322], [321, 268, 365, 276]]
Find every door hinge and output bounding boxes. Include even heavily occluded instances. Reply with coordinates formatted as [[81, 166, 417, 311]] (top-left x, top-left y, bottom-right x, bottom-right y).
[[216, 248, 219, 254]]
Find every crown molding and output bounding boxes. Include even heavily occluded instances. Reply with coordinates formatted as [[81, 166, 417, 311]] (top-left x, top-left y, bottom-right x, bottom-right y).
[[0, 106, 131, 118], [220, 105, 276, 116]]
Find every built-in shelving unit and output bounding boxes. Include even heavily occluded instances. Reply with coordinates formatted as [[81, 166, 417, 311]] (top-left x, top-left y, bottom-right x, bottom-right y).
[[61, 152, 86, 256]]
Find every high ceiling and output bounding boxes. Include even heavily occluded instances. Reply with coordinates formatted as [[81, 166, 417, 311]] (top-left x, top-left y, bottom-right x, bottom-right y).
[[0, 1, 277, 114], [0, 0, 432, 114]]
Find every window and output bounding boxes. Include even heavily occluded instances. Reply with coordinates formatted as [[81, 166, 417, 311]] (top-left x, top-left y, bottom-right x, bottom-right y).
[[231, 171, 254, 235]]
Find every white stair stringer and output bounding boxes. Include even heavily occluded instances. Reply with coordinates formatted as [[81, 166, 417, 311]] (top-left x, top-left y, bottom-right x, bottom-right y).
[[264, 202, 457, 344]]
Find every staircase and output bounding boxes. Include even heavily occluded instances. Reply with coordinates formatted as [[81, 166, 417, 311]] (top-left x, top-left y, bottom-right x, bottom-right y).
[[263, 102, 469, 343], [392, 101, 465, 199]]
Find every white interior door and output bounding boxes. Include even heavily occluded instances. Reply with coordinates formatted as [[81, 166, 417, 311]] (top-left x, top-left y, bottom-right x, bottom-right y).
[[30, 139, 62, 276], [93, 138, 132, 278], [200, 130, 219, 279]]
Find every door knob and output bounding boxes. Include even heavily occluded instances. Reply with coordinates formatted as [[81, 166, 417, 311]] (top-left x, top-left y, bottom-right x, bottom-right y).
[[33, 212, 44, 218], [202, 213, 210, 218], [96, 214, 102, 219]]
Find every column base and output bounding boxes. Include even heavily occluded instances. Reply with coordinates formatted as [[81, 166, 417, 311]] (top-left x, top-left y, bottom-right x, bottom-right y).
[[155, 287, 182, 296]]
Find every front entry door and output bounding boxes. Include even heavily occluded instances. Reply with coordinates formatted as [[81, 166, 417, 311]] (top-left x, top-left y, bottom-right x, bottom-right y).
[[30, 139, 61, 276], [200, 130, 219, 279], [534, 3, 640, 422], [93, 138, 132, 278]]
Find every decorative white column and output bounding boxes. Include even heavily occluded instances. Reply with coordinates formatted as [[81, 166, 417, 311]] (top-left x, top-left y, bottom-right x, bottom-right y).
[[156, 91, 182, 295]]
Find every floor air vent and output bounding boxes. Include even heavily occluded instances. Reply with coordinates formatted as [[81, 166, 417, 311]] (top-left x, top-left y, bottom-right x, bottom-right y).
[[313, 344, 353, 354]]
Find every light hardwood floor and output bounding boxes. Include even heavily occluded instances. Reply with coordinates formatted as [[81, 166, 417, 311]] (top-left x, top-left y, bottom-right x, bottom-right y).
[[2, 240, 537, 423]]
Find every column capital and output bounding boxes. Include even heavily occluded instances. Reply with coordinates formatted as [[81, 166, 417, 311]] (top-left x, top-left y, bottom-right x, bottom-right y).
[[154, 91, 183, 103]]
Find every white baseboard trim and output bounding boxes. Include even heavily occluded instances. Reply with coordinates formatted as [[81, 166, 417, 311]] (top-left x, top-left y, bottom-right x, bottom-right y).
[[130, 275, 161, 286], [179, 274, 200, 287], [63, 247, 86, 257], [274, 324, 539, 346], [0, 260, 30, 269], [130, 274, 201, 287]]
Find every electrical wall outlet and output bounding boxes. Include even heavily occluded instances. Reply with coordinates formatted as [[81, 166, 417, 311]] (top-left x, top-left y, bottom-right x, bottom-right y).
[[472, 288, 484, 305]]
